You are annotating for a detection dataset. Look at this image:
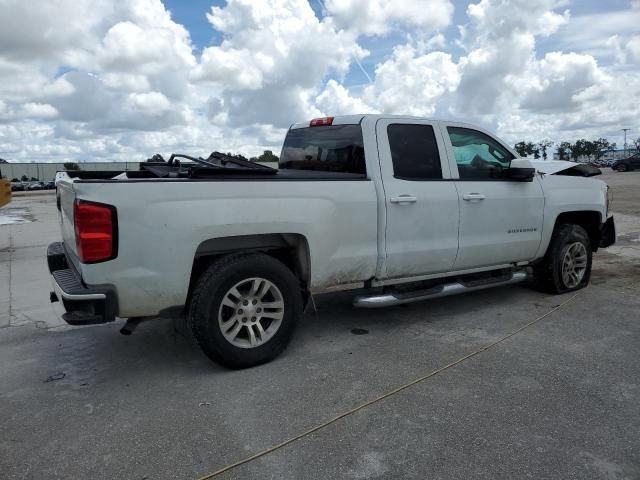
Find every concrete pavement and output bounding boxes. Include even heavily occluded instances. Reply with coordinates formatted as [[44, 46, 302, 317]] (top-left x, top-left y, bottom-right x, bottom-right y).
[[1, 172, 639, 479]]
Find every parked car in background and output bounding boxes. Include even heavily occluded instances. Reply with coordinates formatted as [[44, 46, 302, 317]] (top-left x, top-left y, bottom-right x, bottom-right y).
[[612, 153, 640, 172], [11, 182, 25, 191], [44, 181, 56, 190], [27, 182, 45, 191]]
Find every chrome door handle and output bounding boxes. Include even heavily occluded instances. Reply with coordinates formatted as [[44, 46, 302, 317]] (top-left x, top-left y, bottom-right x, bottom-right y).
[[462, 193, 486, 201], [390, 195, 417, 204]]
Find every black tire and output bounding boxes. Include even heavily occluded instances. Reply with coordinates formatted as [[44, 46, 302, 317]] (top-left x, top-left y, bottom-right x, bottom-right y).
[[531, 224, 592, 294], [188, 253, 302, 368], [616, 164, 627, 172]]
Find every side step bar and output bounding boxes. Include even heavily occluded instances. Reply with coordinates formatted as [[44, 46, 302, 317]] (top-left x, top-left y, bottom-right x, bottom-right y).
[[353, 271, 528, 308]]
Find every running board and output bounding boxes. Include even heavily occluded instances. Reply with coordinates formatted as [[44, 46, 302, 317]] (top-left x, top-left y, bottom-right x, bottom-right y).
[[353, 271, 528, 308]]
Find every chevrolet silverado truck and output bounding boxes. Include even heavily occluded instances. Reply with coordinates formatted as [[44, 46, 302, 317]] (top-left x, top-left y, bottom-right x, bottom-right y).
[[48, 115, 615, 368]]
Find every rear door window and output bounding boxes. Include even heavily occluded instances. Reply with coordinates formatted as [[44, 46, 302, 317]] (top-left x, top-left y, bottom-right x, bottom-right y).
[[280, 125, 366, 174], [387, 124, 442, 180]]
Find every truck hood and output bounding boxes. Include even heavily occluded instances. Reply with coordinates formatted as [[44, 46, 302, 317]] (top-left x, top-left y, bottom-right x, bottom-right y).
[[528, 160, 601, 177]]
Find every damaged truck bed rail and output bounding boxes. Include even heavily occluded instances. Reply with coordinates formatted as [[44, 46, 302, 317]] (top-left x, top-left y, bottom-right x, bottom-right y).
[[59, 151, 278, 181], [141, 151, 277, 178]]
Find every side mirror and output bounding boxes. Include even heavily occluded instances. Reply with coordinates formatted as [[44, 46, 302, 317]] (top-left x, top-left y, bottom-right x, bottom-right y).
[[500, 167, 536, 182], [493, 158, 535, 182]]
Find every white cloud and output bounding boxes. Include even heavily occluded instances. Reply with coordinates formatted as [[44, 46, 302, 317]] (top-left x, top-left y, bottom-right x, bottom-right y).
[[41, 77, 76, 98], [129, 92, 172, 113], [315, 80, 375, 115], [0, 0, 105, 62], [192, 0, 368, 127], [520, 52, 605, 112], [363, 46, 460, 116], [324, 0, 454, 36], [19, 103, 58, 119], [0, 0, 639, 162], [192, 47, 266, 90], [627, 36, 640, 63], [452, 0, 569, 118]]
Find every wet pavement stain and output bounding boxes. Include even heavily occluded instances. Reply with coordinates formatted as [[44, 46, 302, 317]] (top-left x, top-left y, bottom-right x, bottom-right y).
[[0, 207, 34, 225], [350, 328, 369, 335]]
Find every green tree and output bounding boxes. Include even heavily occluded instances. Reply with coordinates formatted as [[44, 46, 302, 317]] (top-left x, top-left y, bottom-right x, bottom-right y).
[[64, 162, 81, 171], [224, 152, 250, 162], [591, 138, 610, 161], [257, 150, 279, 163], [514, 141, 528, 157], [21, 175, 29, 181], [581, 140, 596, 160], [558, 142, 571, 160], [532, 144, 541, 159], [568, 139, 590, 161], [537, 140, 553, 160]]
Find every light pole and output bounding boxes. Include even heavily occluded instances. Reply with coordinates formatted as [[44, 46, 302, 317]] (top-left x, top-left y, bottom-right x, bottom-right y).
[[621, 128, 630, 158]]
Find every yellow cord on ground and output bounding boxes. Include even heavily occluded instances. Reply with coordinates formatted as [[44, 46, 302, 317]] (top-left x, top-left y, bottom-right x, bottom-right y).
[[197, 291, 582, 480]]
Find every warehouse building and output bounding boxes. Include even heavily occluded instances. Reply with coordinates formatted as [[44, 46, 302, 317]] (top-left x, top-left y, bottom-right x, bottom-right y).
[[0, 162, 140, 182]]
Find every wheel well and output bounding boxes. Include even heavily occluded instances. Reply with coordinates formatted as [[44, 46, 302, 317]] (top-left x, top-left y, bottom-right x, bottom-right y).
[[554, 211, 602, 251], [186, 234, 311, 310]]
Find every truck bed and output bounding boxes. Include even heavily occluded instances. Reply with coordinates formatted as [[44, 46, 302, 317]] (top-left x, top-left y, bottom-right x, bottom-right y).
[[65, 168, 368, 182]]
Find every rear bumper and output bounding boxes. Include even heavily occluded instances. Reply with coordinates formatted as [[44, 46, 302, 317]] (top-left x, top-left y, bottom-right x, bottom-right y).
[[47, 242, 117, 325], [599, 216, 616, 249]]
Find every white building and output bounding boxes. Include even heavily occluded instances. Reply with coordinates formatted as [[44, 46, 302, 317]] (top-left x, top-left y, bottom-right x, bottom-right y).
[[0, 162, 140, 181]]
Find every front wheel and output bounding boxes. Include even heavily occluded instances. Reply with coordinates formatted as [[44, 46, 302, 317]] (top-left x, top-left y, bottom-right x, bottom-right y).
[[616, 164, 628, 172], [188, 253, 302, 368], [531, 224, 592, 294]]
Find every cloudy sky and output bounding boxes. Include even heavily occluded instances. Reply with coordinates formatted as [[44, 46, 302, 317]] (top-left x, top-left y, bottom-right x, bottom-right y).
[[0, 0, 639, 162]]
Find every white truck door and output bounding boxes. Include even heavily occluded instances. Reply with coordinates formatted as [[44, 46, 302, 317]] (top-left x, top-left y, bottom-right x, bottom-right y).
[[440, 123, 544, 270], [376, 118, 459, 279]]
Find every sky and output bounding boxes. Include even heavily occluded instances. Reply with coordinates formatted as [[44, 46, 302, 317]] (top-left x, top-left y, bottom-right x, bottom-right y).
[[0, 0, 639, 162]]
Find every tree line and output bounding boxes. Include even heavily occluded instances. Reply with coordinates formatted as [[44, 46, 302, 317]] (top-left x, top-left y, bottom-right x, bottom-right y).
[[223, 150, 279, 163], [514, 137, 640, 161]]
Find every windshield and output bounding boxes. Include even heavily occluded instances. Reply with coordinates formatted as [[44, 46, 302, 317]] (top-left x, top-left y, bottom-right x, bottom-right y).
[[279, 125, 366, 174]]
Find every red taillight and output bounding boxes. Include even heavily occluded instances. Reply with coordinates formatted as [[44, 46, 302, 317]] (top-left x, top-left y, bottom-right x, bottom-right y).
[[309, 116, 334, 127], [74, 200, 117, 263]]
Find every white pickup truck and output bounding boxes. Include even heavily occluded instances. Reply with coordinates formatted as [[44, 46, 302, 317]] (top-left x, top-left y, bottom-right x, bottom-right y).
[[48, 115, 615, 368]]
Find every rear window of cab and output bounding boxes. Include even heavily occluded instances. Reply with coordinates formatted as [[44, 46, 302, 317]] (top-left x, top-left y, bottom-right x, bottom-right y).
[[280, 125, 366, 175]]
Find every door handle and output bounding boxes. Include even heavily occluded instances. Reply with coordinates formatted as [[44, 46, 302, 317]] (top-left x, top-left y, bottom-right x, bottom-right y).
[[462, 193, 486, 201], [390, 195, 417, 204]]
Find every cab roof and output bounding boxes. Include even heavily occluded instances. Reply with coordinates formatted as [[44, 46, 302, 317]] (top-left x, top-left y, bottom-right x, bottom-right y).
[[289, 114, 476, 130]]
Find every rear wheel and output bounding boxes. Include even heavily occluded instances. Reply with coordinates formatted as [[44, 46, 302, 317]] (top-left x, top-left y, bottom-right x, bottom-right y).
[[616, 164, 627, 172], [188, 253, 302, 368], [531, 224, 592, 294]]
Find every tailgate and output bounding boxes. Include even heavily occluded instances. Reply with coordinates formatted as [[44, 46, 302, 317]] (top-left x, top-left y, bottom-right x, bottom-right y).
[[56, 180, 82, 271]]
